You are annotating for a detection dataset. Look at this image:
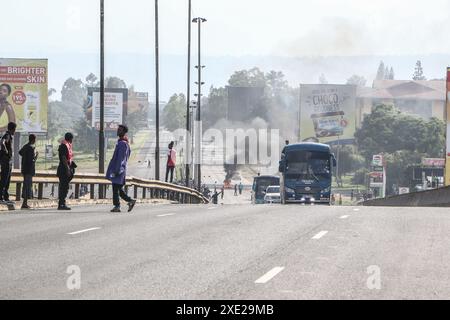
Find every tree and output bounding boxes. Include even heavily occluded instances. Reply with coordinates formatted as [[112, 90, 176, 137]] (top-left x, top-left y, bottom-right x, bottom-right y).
[[61, 78, 86, 106], [73, 117, 98, 153], [413, 60, 426, 80], [355, 104, 445, 195], [85, 73, 98, 87], [162, 93, 186, 131], [332, 145, 365, 186], [203, 86, 227, 129], [388, 67, 395, 80], [105, 76, 127, 89], [376, 61, 385, 80], [346, 75, 367, 87], [228, 67, 266, 87]]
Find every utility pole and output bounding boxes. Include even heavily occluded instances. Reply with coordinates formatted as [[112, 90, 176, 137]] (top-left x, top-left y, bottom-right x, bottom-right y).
[[192, 17, 206, 191], [99, 0, 105, 174], [185, 0, 192, 187], [154, 0, 160, 180]]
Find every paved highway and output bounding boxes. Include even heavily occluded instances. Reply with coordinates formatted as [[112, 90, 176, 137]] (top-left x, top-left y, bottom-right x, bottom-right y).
[[1, 203, 449, 299]]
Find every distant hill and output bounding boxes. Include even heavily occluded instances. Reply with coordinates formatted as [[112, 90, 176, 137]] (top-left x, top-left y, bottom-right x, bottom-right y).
[[11, 52, 448, 101]]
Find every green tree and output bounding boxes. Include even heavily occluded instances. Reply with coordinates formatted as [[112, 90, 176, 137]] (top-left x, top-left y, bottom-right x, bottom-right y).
[[413, 60, 426, 80], [228, 67, 266, 87], [162, 93, 186, 131], [355, 104, 445, 195], [61, 78, 86, 106], [376, 61, 385, 80], [203, 86, 227, 129], [346, 75, 367, 87], [332, 145, 365, 186]]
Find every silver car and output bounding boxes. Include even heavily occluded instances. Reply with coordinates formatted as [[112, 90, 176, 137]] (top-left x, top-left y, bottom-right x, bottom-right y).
[[264, 186, 281, 204]]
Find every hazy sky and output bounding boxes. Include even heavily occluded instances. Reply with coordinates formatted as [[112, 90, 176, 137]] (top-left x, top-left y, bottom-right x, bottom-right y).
[[4, 0, 450, 57]]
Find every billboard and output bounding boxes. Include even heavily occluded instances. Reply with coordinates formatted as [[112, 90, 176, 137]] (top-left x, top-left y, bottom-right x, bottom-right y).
[[445, 67, 450, 186], [86, 87, 128, 131], [0, 58, 48, 133], [300, 84, 356, 145], [126, 90, 150, 129]]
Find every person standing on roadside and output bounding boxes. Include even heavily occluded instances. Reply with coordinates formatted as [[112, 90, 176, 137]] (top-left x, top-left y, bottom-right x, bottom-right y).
[[0, 122, 16, 203], [19, 134, 38, 209], [165, 141, 176, 183], [57, 132, 76, 210], [106, 125, 136, 213]]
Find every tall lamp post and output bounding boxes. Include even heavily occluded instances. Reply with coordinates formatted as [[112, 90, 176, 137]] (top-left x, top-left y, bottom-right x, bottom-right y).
[[192, 17, 206, 191], [185, 0, 192, 187], [99, 0, 105, 174], [154, 0, 160, 180]]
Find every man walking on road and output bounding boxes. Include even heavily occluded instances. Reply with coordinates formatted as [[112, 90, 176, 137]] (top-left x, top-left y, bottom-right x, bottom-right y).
[[165, 141, 176, 183], [57, 132, 76, 210], [234, 184, 238, 196], [239, 182, 243, 195], [106, 125, 136, 213], [0, 122, 16, 203], [19, 134, 38, 209]]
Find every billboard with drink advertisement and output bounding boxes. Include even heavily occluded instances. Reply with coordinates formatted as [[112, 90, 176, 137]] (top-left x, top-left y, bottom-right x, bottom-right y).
[[0, 58, 48, 133], [299, 84, 356, 145]]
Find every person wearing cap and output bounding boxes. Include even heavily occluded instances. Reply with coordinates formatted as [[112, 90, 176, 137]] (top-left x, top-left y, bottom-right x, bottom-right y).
[[57, 132, 76, 210]]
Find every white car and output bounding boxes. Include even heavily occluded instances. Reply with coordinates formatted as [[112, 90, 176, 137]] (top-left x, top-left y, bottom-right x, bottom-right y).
[[264, 186, 281, 204]]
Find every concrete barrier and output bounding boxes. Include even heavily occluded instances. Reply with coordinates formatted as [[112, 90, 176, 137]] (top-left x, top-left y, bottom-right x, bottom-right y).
[[363, 186, 450, 207]]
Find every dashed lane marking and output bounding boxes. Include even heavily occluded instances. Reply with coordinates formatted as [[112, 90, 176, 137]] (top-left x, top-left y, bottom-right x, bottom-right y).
[[255, 267, 285, 284], [312, 231, 328, 240], [67, 227, 101, 235]]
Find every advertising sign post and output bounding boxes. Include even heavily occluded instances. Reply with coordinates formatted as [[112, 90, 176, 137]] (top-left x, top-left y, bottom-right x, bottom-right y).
[[300, 84, 356, 145], [0, 58, 48, 133]]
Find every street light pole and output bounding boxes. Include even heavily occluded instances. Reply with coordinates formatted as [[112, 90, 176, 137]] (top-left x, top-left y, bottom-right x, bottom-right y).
[[185, 0, 192, 187], [154, 0, 160, 180], [192, 17, 206, 191], [99, 0, 105, 174]]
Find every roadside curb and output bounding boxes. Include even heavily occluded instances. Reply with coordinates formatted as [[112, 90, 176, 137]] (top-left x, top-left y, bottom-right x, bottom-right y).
[[0, 198, 174, 212]]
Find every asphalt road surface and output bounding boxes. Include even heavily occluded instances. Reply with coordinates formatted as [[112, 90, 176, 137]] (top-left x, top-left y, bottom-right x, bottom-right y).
[[1, 204, 450, 299]]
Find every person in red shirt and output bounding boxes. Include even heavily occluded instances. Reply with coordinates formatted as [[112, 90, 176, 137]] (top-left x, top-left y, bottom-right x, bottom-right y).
[[165, 141, 176, 183]]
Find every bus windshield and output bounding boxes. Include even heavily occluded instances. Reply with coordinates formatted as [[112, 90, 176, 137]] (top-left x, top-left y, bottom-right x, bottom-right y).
[[285, 151, 331, 180]]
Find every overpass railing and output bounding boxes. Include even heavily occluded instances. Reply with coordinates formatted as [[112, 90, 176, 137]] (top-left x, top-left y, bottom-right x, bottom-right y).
[[10, 170, 209, 204]]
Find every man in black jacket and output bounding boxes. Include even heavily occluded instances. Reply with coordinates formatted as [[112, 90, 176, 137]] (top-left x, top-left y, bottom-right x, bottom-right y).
[[57, 133, 75, 210], [0, 122, 16, 203], [19, 134, 38, 209]]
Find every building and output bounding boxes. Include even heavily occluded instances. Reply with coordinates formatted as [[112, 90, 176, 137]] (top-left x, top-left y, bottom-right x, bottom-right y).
[[356, 80, 446, 127]]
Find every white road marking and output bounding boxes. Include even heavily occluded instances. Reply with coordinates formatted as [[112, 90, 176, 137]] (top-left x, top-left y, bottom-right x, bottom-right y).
[[340, 215, 350, 219], [67, 227, 101, 235], [353, 208, 360, 211], [312, 231, 328, 239], [157, 213, 176, 217], [208, 207, 218, 210], [255, 267, 285, 284]]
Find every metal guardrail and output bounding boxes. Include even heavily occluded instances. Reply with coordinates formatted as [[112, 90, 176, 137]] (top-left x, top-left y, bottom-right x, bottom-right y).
[[10, 170, 209, 204]]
